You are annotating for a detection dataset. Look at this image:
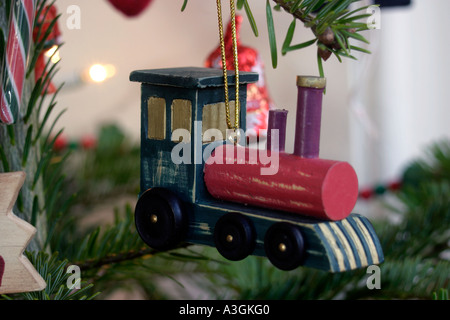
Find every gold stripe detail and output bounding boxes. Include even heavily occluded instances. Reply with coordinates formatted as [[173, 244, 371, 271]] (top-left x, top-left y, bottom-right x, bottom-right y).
[[318, 223, 345, 271], [355, 218, 380, 264], [341, 219, 368, 267], [329, 223, 357, 270]]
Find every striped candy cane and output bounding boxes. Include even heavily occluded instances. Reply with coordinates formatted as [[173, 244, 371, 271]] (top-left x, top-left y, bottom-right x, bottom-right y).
[[0, 0, 36, 124]]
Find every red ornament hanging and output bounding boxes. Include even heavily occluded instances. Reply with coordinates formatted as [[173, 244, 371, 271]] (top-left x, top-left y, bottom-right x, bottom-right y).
[[107, 0, 154, 17], [205, 15, 275, 137]]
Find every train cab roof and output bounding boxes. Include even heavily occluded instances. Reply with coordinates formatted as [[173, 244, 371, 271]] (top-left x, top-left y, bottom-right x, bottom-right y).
[[129, 67, 258, 89]]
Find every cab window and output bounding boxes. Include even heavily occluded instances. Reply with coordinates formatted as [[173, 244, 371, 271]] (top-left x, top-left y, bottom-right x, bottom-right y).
[[202, 101, 236, 143], [171, 99, 192, 142], [147, 97, 166, 140]]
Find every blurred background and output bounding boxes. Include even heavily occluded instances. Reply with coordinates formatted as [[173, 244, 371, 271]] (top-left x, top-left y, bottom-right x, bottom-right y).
[[48, 0, 450, 219], [10, 0, 448, 300]]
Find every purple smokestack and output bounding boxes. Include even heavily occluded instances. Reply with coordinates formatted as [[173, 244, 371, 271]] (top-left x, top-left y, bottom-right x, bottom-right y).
[[267, 109, 288, 152], [293, 76, 326, 158]]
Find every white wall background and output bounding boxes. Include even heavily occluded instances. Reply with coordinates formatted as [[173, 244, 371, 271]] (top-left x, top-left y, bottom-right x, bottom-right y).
[[349, 0, 450, 187], [50, 0, 450, 216]]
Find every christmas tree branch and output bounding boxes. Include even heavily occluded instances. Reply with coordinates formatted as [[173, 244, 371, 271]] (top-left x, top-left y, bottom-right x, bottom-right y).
[[272, 0, 374, 63], [236, 0, 376, 72], [75, 245, 189, 272], [179, 1, 375, 72], [271, 0, 316, 25], [20, 251, 99, 300]]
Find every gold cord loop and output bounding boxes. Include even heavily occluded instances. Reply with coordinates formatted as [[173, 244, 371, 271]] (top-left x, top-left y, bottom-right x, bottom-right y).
[[216, 0, 240, 132]]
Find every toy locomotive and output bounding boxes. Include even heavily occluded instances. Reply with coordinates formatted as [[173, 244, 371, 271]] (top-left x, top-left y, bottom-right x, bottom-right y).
[[130, 67, 383, 272]]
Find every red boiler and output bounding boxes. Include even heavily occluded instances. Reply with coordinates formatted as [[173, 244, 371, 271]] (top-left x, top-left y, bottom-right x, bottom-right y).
[[203, 144, 359, 221]]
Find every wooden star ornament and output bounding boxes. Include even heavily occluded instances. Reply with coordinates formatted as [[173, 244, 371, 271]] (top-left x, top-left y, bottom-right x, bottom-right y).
[[0, 172, 46, 294]]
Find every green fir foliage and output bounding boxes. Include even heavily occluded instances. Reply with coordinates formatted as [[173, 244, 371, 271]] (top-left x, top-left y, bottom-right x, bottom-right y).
[[182, 1, 375, 72], [220, 0, 375, 73]]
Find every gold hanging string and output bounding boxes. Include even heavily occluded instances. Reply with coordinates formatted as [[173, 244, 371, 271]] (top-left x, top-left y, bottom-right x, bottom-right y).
[[216, 0, 240, 132]]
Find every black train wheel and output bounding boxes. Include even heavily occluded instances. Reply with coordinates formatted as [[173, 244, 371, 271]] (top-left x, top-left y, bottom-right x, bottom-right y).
[[264, 222, 305, 271], [214, 213, 256, 261], [135, 187, 187, 251]]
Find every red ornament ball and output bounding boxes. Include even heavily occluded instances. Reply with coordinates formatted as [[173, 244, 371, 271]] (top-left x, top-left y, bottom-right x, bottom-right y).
[[388, 181, 402, 191], [81, 135, 97, 150], [107, 0, 154, 17], [53, 135, 68, 152], [359, 189, 373, 200]]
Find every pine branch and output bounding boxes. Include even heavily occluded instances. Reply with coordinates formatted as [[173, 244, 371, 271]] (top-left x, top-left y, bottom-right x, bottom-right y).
[[272, 0, 374, 64], [181, 1, 375, 73], [0, 0, 61, 252], [433, 288, 449, 300], [345, 259, 450, 300], [272, 0, 316, 25], [233, 0, 376, 74], [76, 245, 191, 272], [1, 251, 100, 300], [68, 204, 214, 274]]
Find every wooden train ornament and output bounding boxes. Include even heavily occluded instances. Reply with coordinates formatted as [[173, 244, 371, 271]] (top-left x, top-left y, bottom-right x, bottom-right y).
[[130, 67, 384, 272]]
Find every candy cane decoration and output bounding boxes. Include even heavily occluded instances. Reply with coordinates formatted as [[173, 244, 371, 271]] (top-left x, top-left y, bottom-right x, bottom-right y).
[[0, 0, 36, 125]]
